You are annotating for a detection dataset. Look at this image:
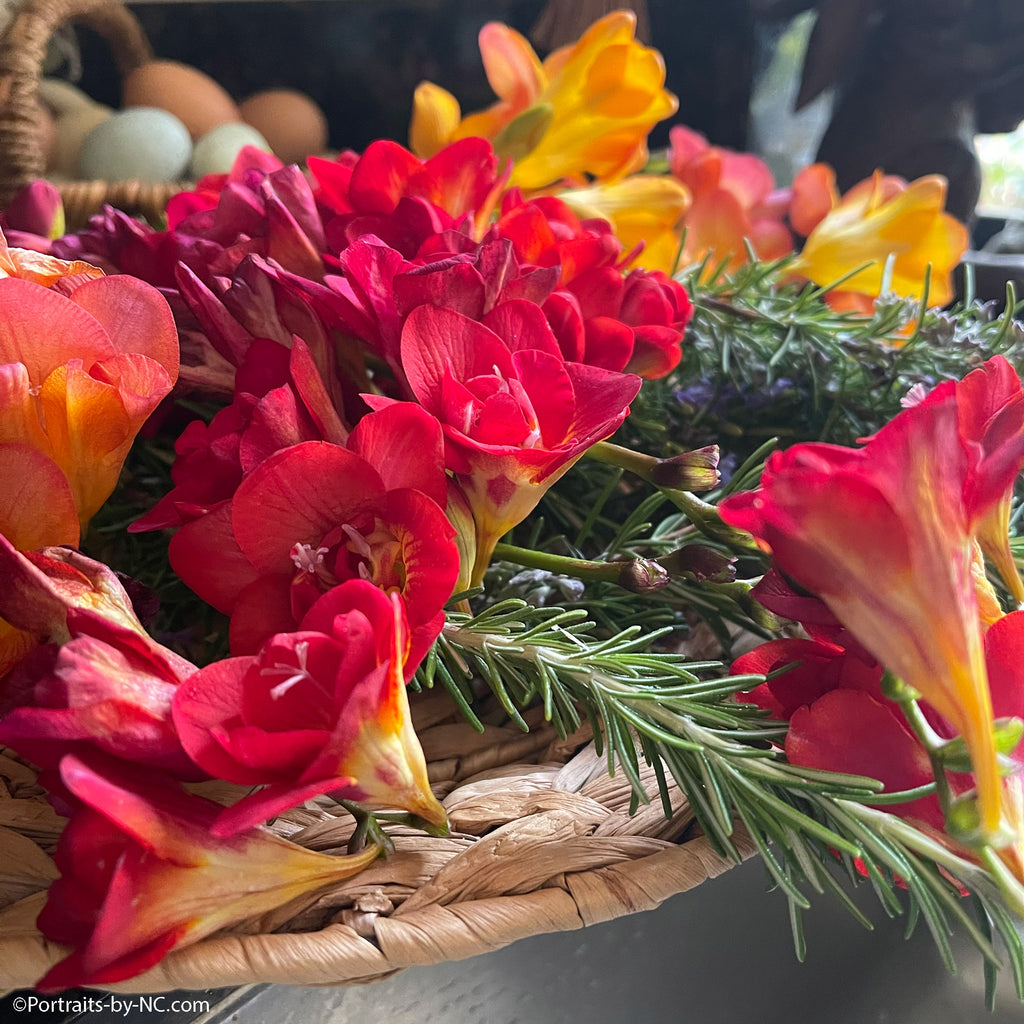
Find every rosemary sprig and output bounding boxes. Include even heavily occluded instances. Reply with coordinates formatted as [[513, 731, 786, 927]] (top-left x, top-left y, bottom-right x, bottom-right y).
[[424, 599, 1024, 1002]]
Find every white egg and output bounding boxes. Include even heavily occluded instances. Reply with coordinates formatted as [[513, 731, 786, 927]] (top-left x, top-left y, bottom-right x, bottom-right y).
[[38, 77, 98, 117], [189, 122, 271, 177], [78, 107, 192, 182]]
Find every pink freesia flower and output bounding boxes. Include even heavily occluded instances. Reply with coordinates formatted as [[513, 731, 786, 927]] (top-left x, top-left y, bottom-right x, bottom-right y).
[[35, 752, 381, 991], [172, 580, 446, 835], [668, 124, 793, 273], [131, 335, 347, 532], [169, 404, 458, 660], [165, 145, 285, 229]]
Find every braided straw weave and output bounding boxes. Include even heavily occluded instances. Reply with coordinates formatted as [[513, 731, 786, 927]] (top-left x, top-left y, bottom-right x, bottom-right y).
[[0, 0, 185, 226], [0, 689, 751, 993]]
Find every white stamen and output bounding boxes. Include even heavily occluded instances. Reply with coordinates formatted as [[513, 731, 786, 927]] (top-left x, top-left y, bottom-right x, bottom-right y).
[[262, 640, 312, 699], [290, 542, 329, 574]]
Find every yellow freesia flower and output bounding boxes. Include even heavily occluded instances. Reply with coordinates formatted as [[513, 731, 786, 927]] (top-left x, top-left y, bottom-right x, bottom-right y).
[[790, 170, 968, 306], [554, 174, 691, 273], [410, 11, 677, 190]]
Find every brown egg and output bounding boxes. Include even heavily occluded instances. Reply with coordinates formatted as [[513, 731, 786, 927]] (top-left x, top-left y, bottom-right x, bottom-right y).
[[238, 89, 328, 165], [122, 60, 241, 141]]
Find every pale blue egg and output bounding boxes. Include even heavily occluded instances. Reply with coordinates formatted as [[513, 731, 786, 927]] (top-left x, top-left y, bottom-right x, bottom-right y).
[[189, 122, 272, 177], [78, 107, 192, 182]]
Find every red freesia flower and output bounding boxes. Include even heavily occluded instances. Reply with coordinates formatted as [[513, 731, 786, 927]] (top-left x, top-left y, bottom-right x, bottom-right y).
[[169, 403, 458, 659], [732, 636, 946, 828], [788, 689, 949, 832], [172, 580, 446, 835], [131, 335, 347, 532], [733, 635, 882, 720], [946, 355, 1024, 604], [35, 752, 381, 991], [0, 605, 199, 778], [496, 192, 693, 378], [0, 538, 149, 679], [721, 381, 1024, 836], [552, 264, 693, 378], [371, 303, 640, 584], [310, 137, 503, 237]]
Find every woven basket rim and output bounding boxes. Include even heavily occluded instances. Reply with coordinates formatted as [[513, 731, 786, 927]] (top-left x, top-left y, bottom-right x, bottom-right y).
[[0, 691, 752, 994]]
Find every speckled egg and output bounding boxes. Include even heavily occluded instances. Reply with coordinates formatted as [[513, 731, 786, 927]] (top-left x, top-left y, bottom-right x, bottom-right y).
[[189, 122, 272, 177], [78, 107, 192, 182], [122, 60, 241, 140], [238, 88, 328, 164]]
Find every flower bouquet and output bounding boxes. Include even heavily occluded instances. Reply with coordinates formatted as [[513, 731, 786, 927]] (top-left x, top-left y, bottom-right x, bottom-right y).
[[3, 6, 1024, 1010]]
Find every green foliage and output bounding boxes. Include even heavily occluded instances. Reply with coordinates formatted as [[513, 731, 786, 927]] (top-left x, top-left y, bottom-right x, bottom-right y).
[[433, 266, 1024, 1004]]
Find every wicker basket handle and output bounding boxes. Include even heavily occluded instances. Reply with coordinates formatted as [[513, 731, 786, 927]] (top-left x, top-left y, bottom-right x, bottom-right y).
[[0, 0, 154, 206]]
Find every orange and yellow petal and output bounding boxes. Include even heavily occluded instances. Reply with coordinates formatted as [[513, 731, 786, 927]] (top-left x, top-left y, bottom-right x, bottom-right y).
[[791, 173, 968, 305], [410, 82, 463, 159], [556, 174, 690, 274]]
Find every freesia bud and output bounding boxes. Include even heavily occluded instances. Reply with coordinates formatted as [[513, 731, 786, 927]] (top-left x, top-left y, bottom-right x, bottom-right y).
[[659, 544, 736, 584], [617, 557, 670, 593], [2, 180, 65, 241], [650, 445, 720, 492]]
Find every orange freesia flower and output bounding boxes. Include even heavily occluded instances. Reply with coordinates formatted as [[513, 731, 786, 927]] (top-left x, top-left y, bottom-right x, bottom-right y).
[[788, 165, 969, 307], [411, 11, 677, 190], [0, 232, 179, 531], [0, 224, 101, 288], [667, 125, 793, 275], [554, 174, 691, 274]]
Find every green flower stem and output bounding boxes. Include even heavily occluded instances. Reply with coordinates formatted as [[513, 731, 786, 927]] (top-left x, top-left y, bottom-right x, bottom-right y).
[[491, 543, 669, 592], [339, 800, 395, 856], [895, 695, 955, 819], [588, 440, 658, 479], [491, 542, 625, 583], [661, 488, 763, 555], [587, 443, 760, 554]]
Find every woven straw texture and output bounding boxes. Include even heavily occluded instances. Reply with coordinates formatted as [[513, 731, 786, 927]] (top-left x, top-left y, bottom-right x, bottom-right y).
[[0, 0, 184, 225], [0, 689, 751, 993]]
